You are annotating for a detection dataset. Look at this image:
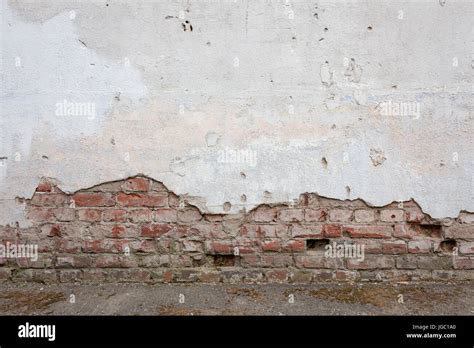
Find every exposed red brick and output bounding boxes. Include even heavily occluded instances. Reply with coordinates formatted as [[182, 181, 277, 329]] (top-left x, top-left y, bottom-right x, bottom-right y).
[[343, 225, 392, 239], [324, 224, 342, 237], [121, 177, 150, 192], [305, 208, 328, 222], [278, 209, 304, 222], [36, 181, 52, 192], [73, 193, 115, 207], [382, 240, 407, 254], [117, 192, 167, 207], [262, 240, 281, 252], [102, 209, 127, 222], [78, 209, 101, 222], [252, 205, 276, 222], [141, 224, 173, 237], [177, 207, 202, 223], [329, 209, 353, 222]]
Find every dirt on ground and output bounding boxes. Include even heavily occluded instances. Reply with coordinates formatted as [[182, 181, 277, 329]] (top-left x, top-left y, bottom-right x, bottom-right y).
[[0, 281, 472, 315]]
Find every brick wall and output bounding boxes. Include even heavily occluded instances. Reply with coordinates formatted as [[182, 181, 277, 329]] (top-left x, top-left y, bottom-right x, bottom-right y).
[[0, 176, 473, 283]]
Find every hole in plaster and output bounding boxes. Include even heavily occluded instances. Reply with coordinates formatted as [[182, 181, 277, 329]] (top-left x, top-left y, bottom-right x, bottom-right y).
[[324, 27, 328, 31], [240, 172, 246, 179], [321, 157, 328, 168], [367, 26, 373, 31], [240, 195, 247, 203], [306, 239, 329, 250], [41, 155, 49, 160], [223, 202, 231, 212], [212, 255, 235, 267], [437, 239, 457, 254]]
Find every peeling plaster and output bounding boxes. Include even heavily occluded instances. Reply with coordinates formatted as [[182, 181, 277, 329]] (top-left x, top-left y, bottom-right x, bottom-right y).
[[1, 0, 473, 226]]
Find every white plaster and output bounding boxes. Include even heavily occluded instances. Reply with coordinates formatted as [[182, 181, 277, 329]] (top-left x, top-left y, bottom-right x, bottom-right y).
[[0, 0, 473, 225]]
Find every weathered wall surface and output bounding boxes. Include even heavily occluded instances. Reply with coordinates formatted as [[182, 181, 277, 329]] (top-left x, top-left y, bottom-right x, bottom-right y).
[[1, 0, 473, 224], [0, 176, 473, 283], [0, 0, 473, 281]]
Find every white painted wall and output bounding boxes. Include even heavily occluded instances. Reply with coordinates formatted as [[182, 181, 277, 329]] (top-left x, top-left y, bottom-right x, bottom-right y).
[[1, 0, 473, 225]]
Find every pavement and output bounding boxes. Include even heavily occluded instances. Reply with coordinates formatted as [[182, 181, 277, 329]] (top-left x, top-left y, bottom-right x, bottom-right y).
[[0, 281, 473, 315]]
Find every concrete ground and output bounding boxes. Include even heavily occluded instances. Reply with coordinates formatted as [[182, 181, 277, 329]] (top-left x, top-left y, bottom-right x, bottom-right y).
[[0, 282, 473, 315]]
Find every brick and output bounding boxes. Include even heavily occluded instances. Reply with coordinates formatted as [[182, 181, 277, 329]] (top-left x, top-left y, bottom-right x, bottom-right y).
[[252, 205, 276, 222], [94, 255, 137, 268], [36, 181, 52, 192], [453, 257, 474, 269], [361, 239, 383, 253], [240, 224, 276, 238], [82, 240, 128, 254], [117, 193, 167, 207], [405, 208, 425, 222], [295, 255, 343, 269], [56, 255, 91, 268], [380, 209, 404, 222], [141, 224, 173, 237], [182, 240, 203, 253], [102, 209, 127, 222], [305, 208, 328, 222], [444, 224, 474, 239], [205, 241, 234, 255], [234, 239, 260, 254], [240, 254, 260, 267], [59, 270, 82, 283], [324, 224, 342, 237], [282, 239, 305, 252], [459, 241, 474, 254], [416, 256, 452, 270], [394, 224, 442, 239], [26, 207, 54, 222], [262, 239, 281, 252], [329, 209, 353, 222], [346, 255, 395, 269], [30, 193, 69, 207], [334, 270, 358, 281], [154, 209, 177, 223], [354, 209, 376, 223], [408, 240, 431, 253], [343, 225, 392, 238], [261, 255, 294, 268], [266, 270, 289, 282], [291, 224, 323, 238], [278, 209, 304, 222], [53, 208, 75, 222], [121, 177, 150, 192], [199, 271, 221, 283], [194, 223, 227, 239], [128, 209, 153, 223], [382, 240, 407, 254], [289, 270, 313, 283], [77, 209, 101, 222], [150, 181, 168, 192], [73, 193, 115, 207], [458, 212, 474, 224], [178, 207, 202, 222]]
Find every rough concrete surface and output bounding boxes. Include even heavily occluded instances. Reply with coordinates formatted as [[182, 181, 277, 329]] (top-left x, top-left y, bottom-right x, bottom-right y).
[[0, 282, 472, 315], [1, 0, 473, 228]]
